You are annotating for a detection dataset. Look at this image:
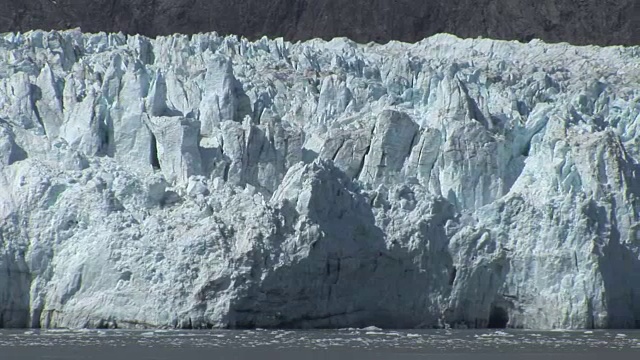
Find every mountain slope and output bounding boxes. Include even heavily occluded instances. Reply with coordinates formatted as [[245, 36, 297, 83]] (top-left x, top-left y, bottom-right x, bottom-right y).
[[0, 0, 638, 46]]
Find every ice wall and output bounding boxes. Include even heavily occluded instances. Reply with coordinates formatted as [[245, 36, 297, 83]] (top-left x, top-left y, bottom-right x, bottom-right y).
[[0, 30, 639, 329]]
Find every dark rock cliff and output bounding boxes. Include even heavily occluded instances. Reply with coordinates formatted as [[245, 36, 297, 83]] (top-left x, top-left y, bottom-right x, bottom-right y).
[[1, 0, 638, 45]]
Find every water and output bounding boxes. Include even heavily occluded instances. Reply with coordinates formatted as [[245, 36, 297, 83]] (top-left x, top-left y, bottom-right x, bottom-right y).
[[1, 328, 639, 359]]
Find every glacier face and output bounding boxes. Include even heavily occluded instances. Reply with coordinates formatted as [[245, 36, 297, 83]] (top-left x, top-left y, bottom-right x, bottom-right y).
[[0, 29, 639, 329]]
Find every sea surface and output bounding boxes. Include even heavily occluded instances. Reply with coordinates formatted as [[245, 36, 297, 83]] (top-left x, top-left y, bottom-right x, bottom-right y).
[[1, 328, 639, 359]]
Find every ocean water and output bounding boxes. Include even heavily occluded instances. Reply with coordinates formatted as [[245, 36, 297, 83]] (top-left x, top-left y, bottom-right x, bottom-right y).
[[1, 328, 639, 359]]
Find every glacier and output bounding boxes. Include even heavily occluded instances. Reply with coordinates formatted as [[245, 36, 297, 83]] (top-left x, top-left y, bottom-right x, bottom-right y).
[[0, 29, 639, 330]]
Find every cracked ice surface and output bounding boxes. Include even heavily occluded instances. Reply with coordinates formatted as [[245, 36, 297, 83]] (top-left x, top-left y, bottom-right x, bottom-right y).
[[0, 29, 639, 329]]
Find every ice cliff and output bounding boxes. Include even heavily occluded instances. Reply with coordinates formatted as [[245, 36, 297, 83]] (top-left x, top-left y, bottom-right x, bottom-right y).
[[0, 29, 639, 329]]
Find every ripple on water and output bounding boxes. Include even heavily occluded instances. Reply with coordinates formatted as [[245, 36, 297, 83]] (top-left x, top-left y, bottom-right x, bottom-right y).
[[1, 329, 640, 353]]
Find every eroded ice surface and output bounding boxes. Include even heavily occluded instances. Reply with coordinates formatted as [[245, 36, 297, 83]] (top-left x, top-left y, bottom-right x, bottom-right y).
[[0, 29, 639, 329]]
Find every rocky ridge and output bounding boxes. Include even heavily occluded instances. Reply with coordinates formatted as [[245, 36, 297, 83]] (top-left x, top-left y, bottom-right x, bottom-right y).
[[0, 30, 639, 329], [1, 0, 639, 46]]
